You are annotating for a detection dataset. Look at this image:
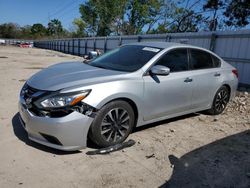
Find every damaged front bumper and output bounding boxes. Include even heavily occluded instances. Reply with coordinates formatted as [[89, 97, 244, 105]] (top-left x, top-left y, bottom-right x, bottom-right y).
[[18, 101, 94, 151]]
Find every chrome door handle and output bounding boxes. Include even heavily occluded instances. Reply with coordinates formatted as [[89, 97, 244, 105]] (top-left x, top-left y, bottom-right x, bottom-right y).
[[214, 73, 221, 77], [184, 77, 193, 83]]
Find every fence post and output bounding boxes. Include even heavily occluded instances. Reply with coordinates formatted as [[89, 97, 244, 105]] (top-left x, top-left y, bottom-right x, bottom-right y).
[[103, 37, 107, 52], [210, 33, 217, 52], [119, 36, 122, 46], [85, 40, 87, 55], [138, 35, 141, 42], [68, 40, 70, 54], [63, 41, 65, 53], [78, 39, 81, 56], [166, 35, 171, 42], [72, 39, 75, 55], [93, 38, 96, 51]]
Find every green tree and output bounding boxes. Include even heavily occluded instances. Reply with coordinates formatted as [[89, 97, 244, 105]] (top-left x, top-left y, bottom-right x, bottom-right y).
[[122, 0, 163, 35], [20, 25, 32, 39], [72, 18, 87, 37], [224, 0, 250, 27], [152, 1, 204, 33], [47, 19, 63, 37], [79, 0, 127, 36], [0, 23, 20, 38], [31, 23, 47, 39], [168, 8, 203, 32], [203, 0, 225, 31]]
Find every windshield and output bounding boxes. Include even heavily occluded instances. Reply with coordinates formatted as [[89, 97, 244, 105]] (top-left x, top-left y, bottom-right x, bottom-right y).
[[89, 45, 162, 72]]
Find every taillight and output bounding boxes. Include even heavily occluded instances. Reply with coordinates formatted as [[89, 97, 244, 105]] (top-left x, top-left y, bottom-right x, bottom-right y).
[[232, 69, 238, 78]]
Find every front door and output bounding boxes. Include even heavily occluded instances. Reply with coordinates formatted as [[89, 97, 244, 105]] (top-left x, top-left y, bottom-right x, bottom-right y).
[[143, 48, 193, 121]]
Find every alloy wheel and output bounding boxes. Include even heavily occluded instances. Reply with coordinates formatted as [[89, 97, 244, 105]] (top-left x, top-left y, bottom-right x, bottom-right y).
[[215, 89, 229, 112], [100, 108, 130, 142]]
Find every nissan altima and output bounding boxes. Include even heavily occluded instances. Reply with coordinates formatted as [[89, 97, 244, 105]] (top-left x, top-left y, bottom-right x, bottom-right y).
[[19, 42, 238, 151]]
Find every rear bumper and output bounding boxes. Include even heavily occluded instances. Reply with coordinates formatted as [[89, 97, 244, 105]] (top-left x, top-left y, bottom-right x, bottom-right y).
[[18, 102, 94, 151], [229, 78, 238, 100]]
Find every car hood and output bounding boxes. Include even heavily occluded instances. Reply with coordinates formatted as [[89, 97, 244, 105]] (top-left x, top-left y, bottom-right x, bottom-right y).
[[27, 62, 127, 91]]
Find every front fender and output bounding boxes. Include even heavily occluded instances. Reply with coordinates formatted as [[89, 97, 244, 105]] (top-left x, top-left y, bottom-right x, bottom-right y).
[[61, 79, 145, 125]]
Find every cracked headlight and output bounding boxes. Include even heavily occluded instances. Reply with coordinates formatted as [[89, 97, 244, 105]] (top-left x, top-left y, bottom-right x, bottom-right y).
[[39, 90, 91, 108]]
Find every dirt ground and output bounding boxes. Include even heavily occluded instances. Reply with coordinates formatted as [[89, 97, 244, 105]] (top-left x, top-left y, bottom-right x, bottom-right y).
[[0, 46, 249, 188]]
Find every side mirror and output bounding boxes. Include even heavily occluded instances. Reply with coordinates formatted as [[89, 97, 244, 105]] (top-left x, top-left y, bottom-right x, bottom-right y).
[[151, 65, 170, 76], [88, 51, 98, 59]]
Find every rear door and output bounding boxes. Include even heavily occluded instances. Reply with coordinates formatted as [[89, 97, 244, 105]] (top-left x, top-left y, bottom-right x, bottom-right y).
[[189, 48, 222, 109]]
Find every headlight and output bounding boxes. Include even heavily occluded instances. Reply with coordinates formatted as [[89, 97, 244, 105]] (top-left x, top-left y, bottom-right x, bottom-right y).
[[39, 90, 91, 108]]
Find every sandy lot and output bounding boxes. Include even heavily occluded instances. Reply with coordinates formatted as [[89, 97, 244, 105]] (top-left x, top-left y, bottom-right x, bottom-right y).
[[0, 46, 249, 188]]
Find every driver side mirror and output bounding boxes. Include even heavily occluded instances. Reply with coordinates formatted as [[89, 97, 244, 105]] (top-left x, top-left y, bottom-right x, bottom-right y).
[[150, 65, 170, 76]]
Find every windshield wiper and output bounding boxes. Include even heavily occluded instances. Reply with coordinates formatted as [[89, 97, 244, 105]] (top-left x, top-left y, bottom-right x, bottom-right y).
[[91, 64, 129, 72], [91, 64, 109, 70]]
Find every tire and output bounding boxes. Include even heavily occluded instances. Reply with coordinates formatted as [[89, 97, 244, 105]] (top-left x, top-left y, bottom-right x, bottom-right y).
[[207, 86, 230, 115], [89, 100, 135, 147]]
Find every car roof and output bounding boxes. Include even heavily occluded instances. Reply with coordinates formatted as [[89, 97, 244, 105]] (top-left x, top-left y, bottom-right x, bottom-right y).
[[125, 41, 223, 61], [126, 42, 191, 49]]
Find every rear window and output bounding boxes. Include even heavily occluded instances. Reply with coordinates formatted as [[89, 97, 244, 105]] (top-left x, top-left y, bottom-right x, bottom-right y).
[[90, 45, 162, 72], [211, 55, 221, 67], [190, 49, 214, 69]]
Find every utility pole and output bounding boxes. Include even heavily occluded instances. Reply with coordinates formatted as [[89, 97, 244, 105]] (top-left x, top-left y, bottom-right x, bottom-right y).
[[48, 12, 51, 24]]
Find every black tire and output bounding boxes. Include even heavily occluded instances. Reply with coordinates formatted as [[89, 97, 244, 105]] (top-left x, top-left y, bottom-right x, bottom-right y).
[[207, 86, 230, 115], [89, 100, 135, 147]]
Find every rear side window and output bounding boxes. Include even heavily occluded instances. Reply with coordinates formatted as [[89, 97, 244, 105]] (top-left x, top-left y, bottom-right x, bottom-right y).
[[190, 49, 213, 69], [211, 55, 221, 67], [156, 49, 188, 72]]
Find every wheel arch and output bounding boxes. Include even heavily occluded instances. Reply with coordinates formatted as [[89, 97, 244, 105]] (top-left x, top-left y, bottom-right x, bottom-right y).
[[102, 97, 139, 128], [222, 84, 231, 96], [87, 97, 139, 146]]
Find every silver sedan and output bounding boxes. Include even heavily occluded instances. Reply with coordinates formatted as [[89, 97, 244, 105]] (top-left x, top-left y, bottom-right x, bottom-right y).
[[19, 42, 238, 151]]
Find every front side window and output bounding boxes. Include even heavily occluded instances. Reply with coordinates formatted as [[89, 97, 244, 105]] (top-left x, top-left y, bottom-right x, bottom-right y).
[[155, 49, 189, 72], [190, 49, 213, 69], [89, 45, 162, 72]]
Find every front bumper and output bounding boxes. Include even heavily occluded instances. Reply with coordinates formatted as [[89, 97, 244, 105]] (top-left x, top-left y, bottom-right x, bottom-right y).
[[18, 101, 94, 151]]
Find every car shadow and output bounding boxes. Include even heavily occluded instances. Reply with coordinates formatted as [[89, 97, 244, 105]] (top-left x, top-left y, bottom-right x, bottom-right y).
[[86, 113, 202, 150], [12, 113, 81, 155], [159, 130, 250, 188], [11, 111, 207, 152]]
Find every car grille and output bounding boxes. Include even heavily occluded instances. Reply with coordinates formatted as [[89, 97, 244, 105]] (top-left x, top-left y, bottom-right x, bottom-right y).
[[20, 84, 48, 115], [22, 85, 39, 101]]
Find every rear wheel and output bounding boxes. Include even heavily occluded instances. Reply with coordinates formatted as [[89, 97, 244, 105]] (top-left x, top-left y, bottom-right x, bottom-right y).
[[207, 86, 230, 115], [89, 100, 135, 147]]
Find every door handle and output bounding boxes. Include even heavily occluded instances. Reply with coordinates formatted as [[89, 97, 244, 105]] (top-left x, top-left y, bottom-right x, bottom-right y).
[[214, 72, 221, 77], [184, 77, 193, 83]]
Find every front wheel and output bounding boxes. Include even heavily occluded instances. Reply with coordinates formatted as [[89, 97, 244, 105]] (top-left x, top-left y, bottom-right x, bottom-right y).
[[89, 100, 135, 147], [207, 86, 230, 115]]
